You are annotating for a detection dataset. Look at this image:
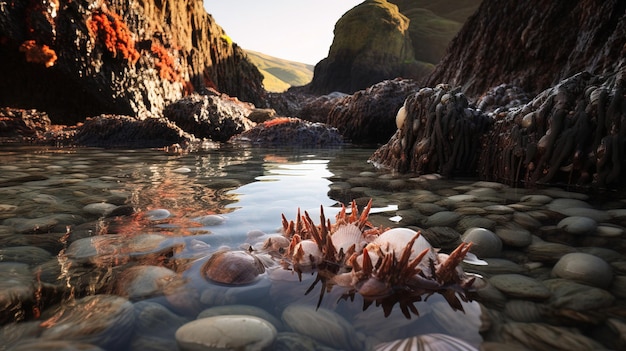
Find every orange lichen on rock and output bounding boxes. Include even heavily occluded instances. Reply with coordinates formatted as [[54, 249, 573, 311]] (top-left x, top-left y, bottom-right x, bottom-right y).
[[263, 117, 294, 127], [87, 9, 140, 63], [19, 40, 57, 67], [150, 43, 181, 82]]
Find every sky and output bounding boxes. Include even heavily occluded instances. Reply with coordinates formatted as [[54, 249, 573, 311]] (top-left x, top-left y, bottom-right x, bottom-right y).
[[204, 1, 363, 65]]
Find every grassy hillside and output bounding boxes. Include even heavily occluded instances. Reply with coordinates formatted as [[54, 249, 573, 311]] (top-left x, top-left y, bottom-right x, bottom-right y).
[[245, 50, 314, 92]]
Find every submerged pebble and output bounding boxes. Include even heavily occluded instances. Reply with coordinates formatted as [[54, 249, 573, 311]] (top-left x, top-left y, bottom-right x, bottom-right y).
[[551, 252, 613, 288], [461, 227, 502, 258], [176, 315, 276, 351]]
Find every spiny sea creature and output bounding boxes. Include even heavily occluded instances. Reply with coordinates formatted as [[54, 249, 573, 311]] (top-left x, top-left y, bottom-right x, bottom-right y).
[[277, 200, 480, 318]]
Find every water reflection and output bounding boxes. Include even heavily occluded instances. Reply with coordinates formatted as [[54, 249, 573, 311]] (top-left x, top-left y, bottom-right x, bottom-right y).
[[0, 146, 495, 349]]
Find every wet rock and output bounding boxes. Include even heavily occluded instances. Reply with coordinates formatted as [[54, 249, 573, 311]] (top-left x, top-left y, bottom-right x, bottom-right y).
[[198, 305, 284, 332], [0, 108, 52, 143], [463, 258, 525, 278], [370, 85, 492, 177], [133, 301, 189, 340], [114, 265, 178, 300], [489, 274, 551, 300], [281, 304, 367, 351], [229, 117, 343, 147], [461, 227, 502, 258], [323, 79, 421, 144], [272, 332, 324, 351], [495, 225, 532, 248], [73, 115, 194, 148], [6, 340, 105, 351], [40, 295, 135, 349], [0, 263, 39, 325], [525, 237, 577, 263], [425, 1, 625, 100], [551, 252, 613, 288], [176, 315, 276, 351], [163, 93, 254, 142], [544, 278, 615, 311], [424, 211, 461, 227], [500, 322, 605, 351], [202, 250, 265, 285], [0, 246, 52, 266]]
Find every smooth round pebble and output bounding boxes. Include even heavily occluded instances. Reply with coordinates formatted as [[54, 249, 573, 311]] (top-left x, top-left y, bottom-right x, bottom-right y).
[[495, 226, 532, 247], [461, 227, 502, 258], [173, 167, 192, 173], [595, 224, 624, 237], [146, 209, 171, 221], [424, 211, 460, 227], [198, 305, 284, 331], [557, 216, 597, 235], [176, 315, 276, 351], [83, 202, 118, 216], [552, 252, 613, 289], [489, 274, 551, 300]]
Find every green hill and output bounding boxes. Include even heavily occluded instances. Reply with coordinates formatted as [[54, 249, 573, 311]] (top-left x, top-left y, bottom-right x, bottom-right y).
[[245, 50, 314, 93]]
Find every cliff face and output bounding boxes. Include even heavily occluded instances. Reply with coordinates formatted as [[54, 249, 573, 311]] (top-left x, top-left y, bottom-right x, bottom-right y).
[[425, 0, 626, 99], [307, 0, 480, 95], [0, 0, 264, 124], [371, 0, 626, 189], [308, 0, 429, 95]]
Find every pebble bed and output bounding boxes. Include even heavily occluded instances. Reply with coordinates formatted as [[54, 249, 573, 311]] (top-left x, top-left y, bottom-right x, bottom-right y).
[[0, 146, 624, 351]]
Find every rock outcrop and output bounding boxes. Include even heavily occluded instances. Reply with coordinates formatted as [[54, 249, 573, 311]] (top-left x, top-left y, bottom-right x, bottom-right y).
[[372, 0, 626, 190], [308, 0, 427, 95], [0, 0, 265, 124], [229, 117, 344, 147], [307, 0, 480, 95], [163, 92, 254, 142], [425, 0, 626, 99], [323, 78, 421, 144]]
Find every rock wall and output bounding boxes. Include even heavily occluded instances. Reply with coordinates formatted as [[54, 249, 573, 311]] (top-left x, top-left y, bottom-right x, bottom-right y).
[[308, 0, 428, 95], [307, 0, 480, 95], [0, 0, 265, 124], [371, 0, 626, 190], [425, 0, 626, 99]]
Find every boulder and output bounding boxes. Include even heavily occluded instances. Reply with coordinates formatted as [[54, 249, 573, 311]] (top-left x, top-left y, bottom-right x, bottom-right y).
[[324, 78, 420, 144], [308, 0, 426, 94], [73, 114, 193, 148], [229, 117, 343, 147], [163, 93, 255, 142]]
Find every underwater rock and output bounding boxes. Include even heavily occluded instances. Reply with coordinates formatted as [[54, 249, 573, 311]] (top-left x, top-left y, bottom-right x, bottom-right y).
[[551, 252, 613, 288], [489, 274, 551, 300], [176, 315, 276, 351], [202, 250, 265, 285], [461, 227, 502, 258], [281, 304, 367, 351], [39, 295, 135, 350]]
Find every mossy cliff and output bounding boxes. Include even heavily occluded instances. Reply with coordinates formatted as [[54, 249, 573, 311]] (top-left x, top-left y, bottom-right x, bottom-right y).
[[0, 0, 265, 124], [309, 0, 430, 94], [308, 0, 480, 95]]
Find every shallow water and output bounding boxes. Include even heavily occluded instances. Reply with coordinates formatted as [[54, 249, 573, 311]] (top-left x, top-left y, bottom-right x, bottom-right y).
[[0, 145, 624, 350]]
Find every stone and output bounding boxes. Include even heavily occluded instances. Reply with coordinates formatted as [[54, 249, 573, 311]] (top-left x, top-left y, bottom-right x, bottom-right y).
[[461, 227, 502, 258], [489, 274, 551, 300], [176, 315, 276, 351], [551, 252, 613, 289]]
